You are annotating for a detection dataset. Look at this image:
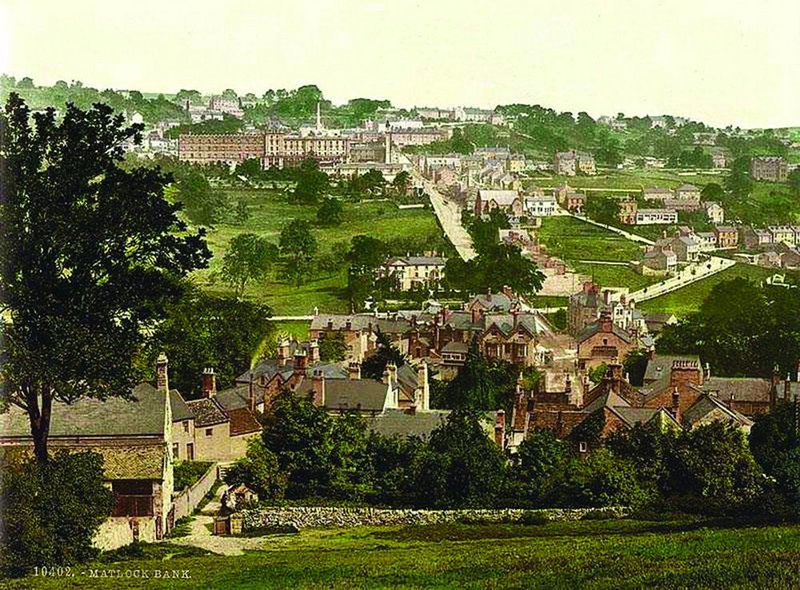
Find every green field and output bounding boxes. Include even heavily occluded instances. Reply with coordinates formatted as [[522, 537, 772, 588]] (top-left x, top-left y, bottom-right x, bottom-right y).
[[571, 262, 660, 292], [270, 320, 312, 341], [526, 169, 726, 192], [6, 519, 800, 589], [537, 217, 644, 262], [194, 190, 443, 315], [639, 263, 780, 317]]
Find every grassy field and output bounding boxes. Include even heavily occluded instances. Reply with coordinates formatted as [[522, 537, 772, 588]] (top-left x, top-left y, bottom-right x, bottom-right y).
[[537, 217, 644, 262], [639, 263, 780, 317], [571, 262, 660, 292], [270, 320, 312, 341], [525, 169, 726, 192], [6, 519, 800, 589], [195, 190, 443, 315]]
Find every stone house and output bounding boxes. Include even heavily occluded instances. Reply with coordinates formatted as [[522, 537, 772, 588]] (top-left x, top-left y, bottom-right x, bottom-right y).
[[635, 209, 678, 225], [565, 192, 586, 213], [704, 202, 725, 224], [666, 236, 700, 262], [381, 256, 446, 291], [750, 156, 788, 181], [618, 198, 638, 225], [675, 184, 701, 202], [0, 356, 176, 546], [769, 226, 797, 246], [475, 189, 524, 217], [641, 248, 677, 273], [642, 187, 674, 202], [713, 225, 738, 248], [554, 150, 596, 176]]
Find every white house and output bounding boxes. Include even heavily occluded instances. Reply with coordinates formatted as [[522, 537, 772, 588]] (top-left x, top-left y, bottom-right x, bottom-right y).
[[381, 256, 446, 291], [635, 209, 678, 225], [704, 202, 725, 224], [524, 195, 558, 217]]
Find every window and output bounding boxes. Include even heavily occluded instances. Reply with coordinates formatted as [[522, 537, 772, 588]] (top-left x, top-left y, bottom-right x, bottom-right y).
[[172, 443, 179, 459], [579, 441, 588, 453], [183, 420, 190, 433], [205, 428, 213, 437]]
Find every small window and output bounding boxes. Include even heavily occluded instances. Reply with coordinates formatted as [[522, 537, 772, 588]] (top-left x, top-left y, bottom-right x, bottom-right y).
[[172, 443, 179, 458], [579, 441, 588, 453], [205, 428, 213, 437], [183, 421, 189, 433]]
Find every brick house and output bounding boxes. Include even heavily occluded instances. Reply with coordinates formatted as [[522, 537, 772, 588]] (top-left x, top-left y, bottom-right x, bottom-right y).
[[474, 189, 524, 217], [576, 312, 637, 370]]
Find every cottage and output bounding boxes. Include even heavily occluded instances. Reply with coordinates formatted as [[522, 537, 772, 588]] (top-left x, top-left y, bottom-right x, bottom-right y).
[[524, 194, 558, 217], [475, 189, 524, 217], [703, 202, 725, 224], [381, 256, 446, 291]]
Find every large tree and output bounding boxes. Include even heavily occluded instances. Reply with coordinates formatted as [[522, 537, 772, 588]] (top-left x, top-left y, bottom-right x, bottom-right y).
[[0, 95, 210, 462], [279, 219, 318, 285], [221, 233, 278, 298]]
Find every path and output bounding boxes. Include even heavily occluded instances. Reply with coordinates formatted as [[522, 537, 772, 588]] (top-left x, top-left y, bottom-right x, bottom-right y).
[[172, 487, 271, 556], [627, 255, 736, 302], [565, 213, 654, 245], [395, 149, 478, 261]]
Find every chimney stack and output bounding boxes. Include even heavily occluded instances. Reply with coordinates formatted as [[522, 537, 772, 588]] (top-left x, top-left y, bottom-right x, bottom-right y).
[[770, 364, 780, 411], [494, 410, 506, 450], [311, 369, 325, 407], [249, 373, 257, 414], [277, 339, 291, 367], [202, 368, 216, 398], [309, 340, 320, 363], [671, 387, 681, 422], [598, 311, 613, 333], [348, 362, 361, 380], [785, 374, 792, 402], [293, 350, 308, 376], [156, 352, 169, 393], [417, 361, 430, 411]]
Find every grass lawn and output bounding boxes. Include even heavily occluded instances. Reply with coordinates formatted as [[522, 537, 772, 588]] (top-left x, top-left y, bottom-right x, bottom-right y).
[[528, 295, 569, 308], [639, 263, 781, 317], [6, 519, 800, 589], [526, 169, 726, 192], [270, 320, 312, 341], [537, 217, 644, 262], [571, 262, 660, 292], [195, 190, 443, 315]]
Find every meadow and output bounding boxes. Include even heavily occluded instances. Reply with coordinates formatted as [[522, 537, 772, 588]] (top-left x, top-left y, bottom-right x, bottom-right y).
[[6, 518, 800, 589], [537, 217, 644, 262], [194, 189, 443, 315], [639, 263, 781, 317]]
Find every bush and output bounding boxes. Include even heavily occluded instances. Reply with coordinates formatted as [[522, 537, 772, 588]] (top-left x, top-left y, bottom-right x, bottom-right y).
[[557, 449, 651, 509], [225, 438, 287, 501], [174, 461, 213, 492], [0, 451, 113, 577]]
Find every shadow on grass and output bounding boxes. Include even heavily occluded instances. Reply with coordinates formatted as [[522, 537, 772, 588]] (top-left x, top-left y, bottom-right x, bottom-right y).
[[370, 515, 795, 543]]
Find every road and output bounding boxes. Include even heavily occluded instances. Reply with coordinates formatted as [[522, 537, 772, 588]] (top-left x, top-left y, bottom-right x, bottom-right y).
[[395, 149, 478, 261], [627, 254, 736, 303]]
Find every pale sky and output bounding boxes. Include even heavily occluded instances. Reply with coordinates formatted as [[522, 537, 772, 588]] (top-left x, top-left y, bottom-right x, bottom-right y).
[[1, 0, 798, 128]]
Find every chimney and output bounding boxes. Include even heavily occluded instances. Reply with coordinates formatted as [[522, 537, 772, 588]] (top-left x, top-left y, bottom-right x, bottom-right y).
[[471, 306, 482, 324], [485, 287, 492, 302], [417, 361, 430, 411], [670, 359, 703, 392], [309, 340, 320, 363], [494, 410, 506, 449], [348, 362, 361, 380], [387, 362, 398, 385], [705, 362, 711, 380], [248, 373, 257, 414], [156, 352, 169, 393], [345, 320, 352, 331], [670, 387, 681, 423], [382, 367, 391, 385], [770, 364, 780, 411], [609, 363, 623, 383], [565, 374, 572, 393], [327, 319, 334, 330], [277, 339, 291, 367], [511, 308, 519, 329], [311, 369, 325, 407], [293, 350, 308, 376], [784, 374, 791, 402], [598, 311, 613, 333], [202, 368, 216, 398]]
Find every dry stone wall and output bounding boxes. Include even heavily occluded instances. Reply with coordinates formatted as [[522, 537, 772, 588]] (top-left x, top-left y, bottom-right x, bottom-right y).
[[240, 506, 628, 531]]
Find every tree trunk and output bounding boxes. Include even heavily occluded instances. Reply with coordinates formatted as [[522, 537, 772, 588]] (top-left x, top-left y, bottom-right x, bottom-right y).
[[25, 384, 52, 464]]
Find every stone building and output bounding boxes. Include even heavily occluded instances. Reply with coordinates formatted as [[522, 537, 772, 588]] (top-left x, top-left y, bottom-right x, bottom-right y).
[[576, 312, 636, 370], [750, 156, 788, 181]]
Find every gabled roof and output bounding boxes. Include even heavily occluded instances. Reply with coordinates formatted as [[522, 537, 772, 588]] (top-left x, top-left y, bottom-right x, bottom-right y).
[[186, 397, 229, 427], [478, 189, 520, 205], [227, 407, 262, 436], [322, 379, 390, 413], [366, 409, 449, 439], [216, 384, 252, 412], [644, 355, 700, 383], [576, 321, 633, 345], [386, 256, 445, 267], [170, 389, 194, 422], [0, 382, 167, 439], [683, 394, 754, 429]]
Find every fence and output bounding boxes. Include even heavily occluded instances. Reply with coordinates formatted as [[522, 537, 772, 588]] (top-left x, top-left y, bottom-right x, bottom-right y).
[[172, 462, 219, 521]]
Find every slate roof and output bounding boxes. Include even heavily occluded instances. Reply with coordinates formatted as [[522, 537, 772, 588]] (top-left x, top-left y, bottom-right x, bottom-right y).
[[170, 389, 193, 422], [576, 321, 633, 344], [468, 292, 515, 311], [442, 341, 469, 353], [366, 410, 450, 439], [583, 389, 630, 414], [237, 360, 346, 384], [478, 189, 520, 205], [216, 384, 252, 411], [683, 394, 754, 429], [644, 355, 700, 383], [386, 256, 445, 267], [704, 377, 800, 403], [322, 379, 390, 413], [186, 397, 229, 427], [0, 382, 167, 439]]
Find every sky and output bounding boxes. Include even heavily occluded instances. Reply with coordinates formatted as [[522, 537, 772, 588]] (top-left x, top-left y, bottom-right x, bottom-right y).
[[0, 0, 798, 128]]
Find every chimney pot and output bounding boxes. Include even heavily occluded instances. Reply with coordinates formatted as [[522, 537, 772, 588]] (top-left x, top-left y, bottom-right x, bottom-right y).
[[202, 367, 216, 398], [156, 352, 169, 393]]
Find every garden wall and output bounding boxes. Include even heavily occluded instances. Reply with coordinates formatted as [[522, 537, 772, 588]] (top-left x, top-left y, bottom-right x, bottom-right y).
[[239, 506, 628, 531], [172, 463, 218, 521]]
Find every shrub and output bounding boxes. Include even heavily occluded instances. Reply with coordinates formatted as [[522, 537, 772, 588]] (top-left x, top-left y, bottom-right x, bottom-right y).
[[225, 438, 287, 501], [0, 451, 113, 577], [174, 461, 213, 492]]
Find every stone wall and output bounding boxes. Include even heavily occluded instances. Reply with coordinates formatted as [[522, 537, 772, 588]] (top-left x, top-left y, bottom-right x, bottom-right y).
[[240, 506, 627, 531], [93, 517, 157, 551], [172, 462, 219, 521]]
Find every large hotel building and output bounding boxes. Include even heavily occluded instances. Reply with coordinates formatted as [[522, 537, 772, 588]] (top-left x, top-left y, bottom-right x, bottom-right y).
[[178, 131, 351, 167]]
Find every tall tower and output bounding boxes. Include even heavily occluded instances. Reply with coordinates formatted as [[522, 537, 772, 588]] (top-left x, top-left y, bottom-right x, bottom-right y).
[[315, 101, 322, 131], [384, 120, 392, 164]]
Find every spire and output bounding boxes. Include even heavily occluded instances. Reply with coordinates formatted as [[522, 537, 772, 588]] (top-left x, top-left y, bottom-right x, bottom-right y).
[[316, 101, 322, 131]]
